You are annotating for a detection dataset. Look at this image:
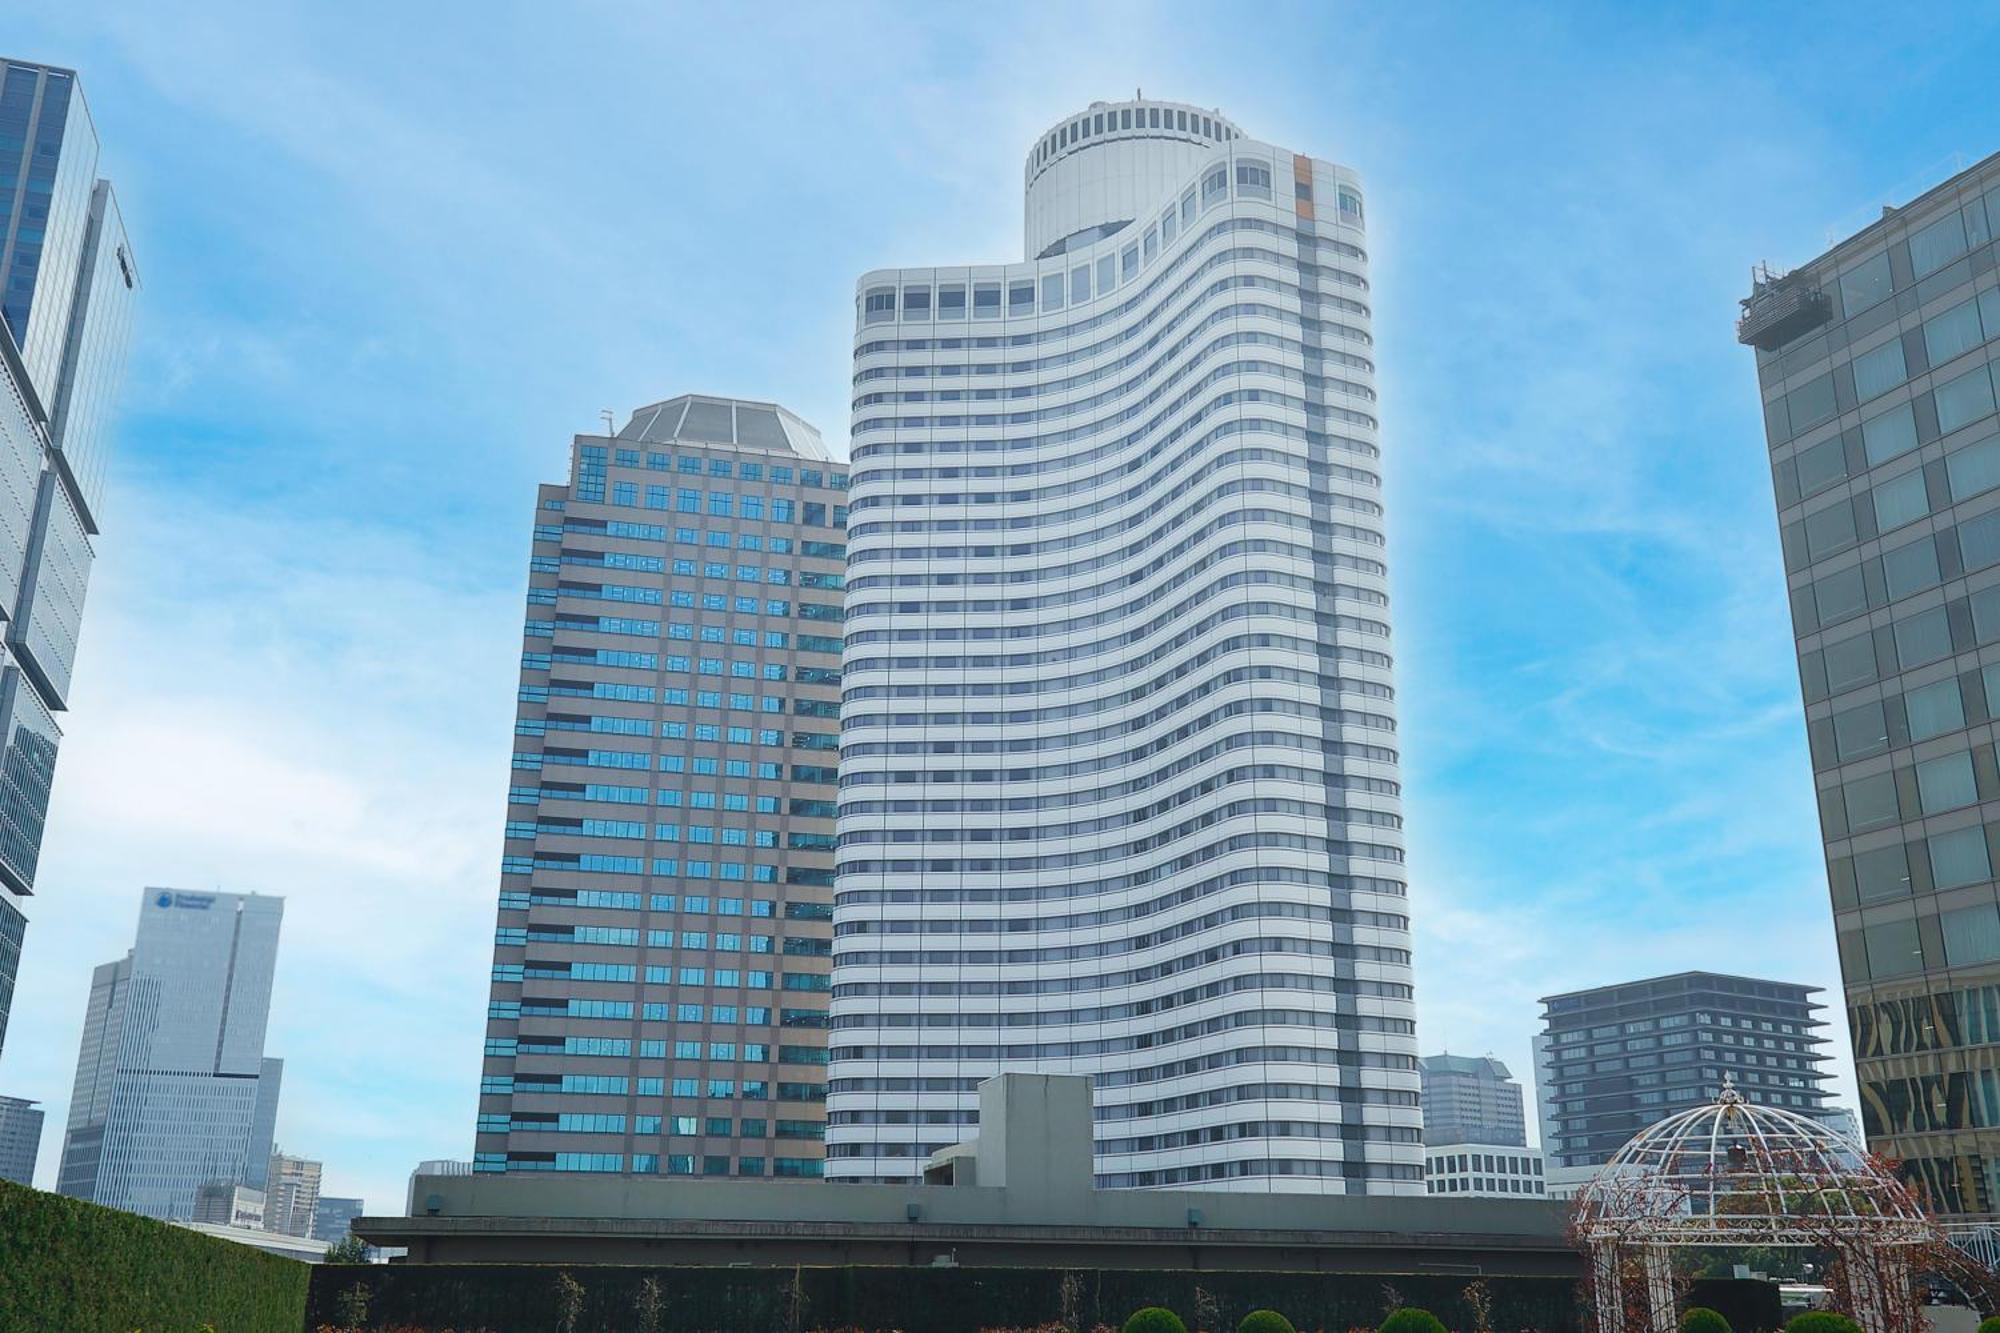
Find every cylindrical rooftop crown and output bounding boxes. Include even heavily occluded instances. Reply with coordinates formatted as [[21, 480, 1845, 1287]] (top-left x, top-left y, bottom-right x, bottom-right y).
[[1022, 98, 1244, 261]]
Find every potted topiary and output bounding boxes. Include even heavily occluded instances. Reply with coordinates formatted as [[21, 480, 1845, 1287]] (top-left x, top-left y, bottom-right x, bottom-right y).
[[1123, 1309, 1189, 1333], [1379, 1309, 1449, 1333], [1237, 1313, 1296, 1333], [1783, 1315, 1863, 1333]]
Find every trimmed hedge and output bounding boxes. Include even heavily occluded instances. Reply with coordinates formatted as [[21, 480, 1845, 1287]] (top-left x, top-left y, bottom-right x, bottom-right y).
[[1784, 1317, 1862, 1333], [1977, 1318, 2000, 1333], [1380, 1310, 1449, 1333], [1681, 1308, 1732, 1333], [0, 1177, 309, 1331], [1238, 1312, 1296, 1333], [1123, 1309, 1188, 1333], [308, 1266, 1590, 1332]]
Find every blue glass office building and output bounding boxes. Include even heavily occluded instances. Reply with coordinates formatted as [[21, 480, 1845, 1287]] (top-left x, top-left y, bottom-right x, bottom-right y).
[[0, 57, 139, 1054], [57, 889, 284, 1219]]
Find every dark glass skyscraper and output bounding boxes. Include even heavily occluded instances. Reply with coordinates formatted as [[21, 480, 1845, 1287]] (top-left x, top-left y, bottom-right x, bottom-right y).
[[475, 395, 844, 1180], [1532, 972, 1832, 1193], [1743, 149, 2000, 1216], [0, 57, 139, 1054]]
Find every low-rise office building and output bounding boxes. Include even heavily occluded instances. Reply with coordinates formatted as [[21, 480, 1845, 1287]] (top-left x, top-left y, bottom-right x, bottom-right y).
[[362, 1074, 1569, 1273], [1423, 1143, 1546, 1199]]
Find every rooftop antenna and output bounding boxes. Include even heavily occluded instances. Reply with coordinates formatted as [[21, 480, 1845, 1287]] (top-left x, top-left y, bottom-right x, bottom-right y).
[[599, 408, 614, 438]]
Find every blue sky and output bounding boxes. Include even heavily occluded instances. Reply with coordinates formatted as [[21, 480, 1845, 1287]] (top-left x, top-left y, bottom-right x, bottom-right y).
[[3, 2, 1997, 1211]]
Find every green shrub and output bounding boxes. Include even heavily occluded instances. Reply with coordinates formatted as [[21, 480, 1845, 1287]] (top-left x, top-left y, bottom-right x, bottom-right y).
[[1238, 1312, 1296, 1333], [0, 1178, 308, 1330], [1977, 1318, 2000, 1333], [1380, 1309, 1450, 1333], [1784, 1315, 1863, 1333], [1124, 1308, 1190, 1333], [1681, 1308, 1732, 1333]]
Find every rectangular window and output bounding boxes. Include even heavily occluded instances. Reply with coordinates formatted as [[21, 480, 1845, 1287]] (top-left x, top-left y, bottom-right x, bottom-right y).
[[1931, 824, 1993, 889], [1873, 470, 1929, 531], [1852, 339, 1907, 401], [1070, 265, 1090, 304], [1832, 700, 1889, 759], [1910, 210, 1969, 277], [1822, 635, 1881, 701], [1786, 376, 1836, 436], [1864, 919, 1923, 978], [1926, 299, 1986, 365], [1803, 502, 1857, 559], [1944, 903, 2000, 967], [1853, 843, 1911, 903], [1905, 677, 1966, 742], [1862, 403, 1919, 465], [937, 284, 965, 319], [1839, 252, 1892, 315], [1917, 751, 1979, 814], [1811, 568, 1866, 626], [1843, 772, 1900, 834], [1895, 607, 1953, 669], [1794, 436, 1848, 496], [1883, 537, 1941, 599], [1961, 510, 2000, 572], [1041, 273, 1064, 311], [1008, 280, 1034, 314], [1949, 435, 2000, 501], [1936, 365, 1996, 436]]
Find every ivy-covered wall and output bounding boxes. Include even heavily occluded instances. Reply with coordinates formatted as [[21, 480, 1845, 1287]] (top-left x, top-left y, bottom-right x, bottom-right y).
[[0, 1178, 310, 1332]]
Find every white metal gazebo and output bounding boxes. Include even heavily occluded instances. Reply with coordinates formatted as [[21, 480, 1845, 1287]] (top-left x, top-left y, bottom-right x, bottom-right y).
[[1571, 1078, 1937, 1333]]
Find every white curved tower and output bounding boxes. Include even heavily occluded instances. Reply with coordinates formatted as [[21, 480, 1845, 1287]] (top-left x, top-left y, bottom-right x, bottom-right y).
[[831, 99, 1418, 1193]]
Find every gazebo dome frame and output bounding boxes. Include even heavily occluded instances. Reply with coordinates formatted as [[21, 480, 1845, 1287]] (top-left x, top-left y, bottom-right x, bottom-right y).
[[1569, 1078, 1939, 1333]]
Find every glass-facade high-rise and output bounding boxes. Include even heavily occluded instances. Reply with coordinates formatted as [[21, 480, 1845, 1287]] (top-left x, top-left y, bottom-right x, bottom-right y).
[[475, 395, 845, 1181], [1743, 149, 2000, 1216], [56, 889, 284, 1220], [0, 57, 139, 1055], [828, 100, 1419, 1193]]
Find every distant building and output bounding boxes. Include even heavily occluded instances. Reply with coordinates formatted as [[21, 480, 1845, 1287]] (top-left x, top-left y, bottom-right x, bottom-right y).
[[264, 1148, 322, 1237], [1820, 1105, 1864, 1146], [243, 1057, 282, 1189], [56, 889, 285, 1219], [1533, 971, 1832, 1174], [1423, 1143, 1545, 1199], [0, 1094, 41, 1183], [1419, 1054, 1527, 1147], [0, 56, 141, 1059], [313, 1194, 363, 1244], [192, 1182, 265, 1229], [407, 1158, 471, 1215], [178, 1220, 328, 1262]]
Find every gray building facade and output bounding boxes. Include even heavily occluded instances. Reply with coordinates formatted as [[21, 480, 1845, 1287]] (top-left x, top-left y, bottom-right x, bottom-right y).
[[1742, 149, 2000, 1216], [313, 1194, 363, 1244], [56, 889, 284, 1219], [1532, 972, 1831, 1171], [476, 395, 844, 1181], [1419, 1053, 1527, 1147], [0, 1092, 40, 1183], [0, 56, 139, 1054]]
